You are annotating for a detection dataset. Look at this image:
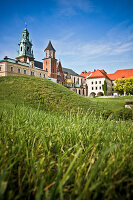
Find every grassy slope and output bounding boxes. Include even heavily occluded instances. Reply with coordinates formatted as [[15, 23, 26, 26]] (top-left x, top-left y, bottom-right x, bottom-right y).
[[0, 76, 102, 113], [0, 76, 133, 199], [0, 76, 132, 114]]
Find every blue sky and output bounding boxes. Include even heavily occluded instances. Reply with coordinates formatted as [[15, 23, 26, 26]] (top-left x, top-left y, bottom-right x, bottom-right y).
[[0, 0, 133, 74]]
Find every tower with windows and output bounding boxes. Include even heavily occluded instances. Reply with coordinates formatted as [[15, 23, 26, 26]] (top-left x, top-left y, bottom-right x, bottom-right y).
[[43, 41, 57, 79], [16, 25, 34, 63]]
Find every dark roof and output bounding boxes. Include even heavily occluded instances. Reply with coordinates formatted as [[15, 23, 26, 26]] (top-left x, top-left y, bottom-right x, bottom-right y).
[[45, 41, 55, 51], [34, 60, 43, 69], [62, 67, 84, 77]]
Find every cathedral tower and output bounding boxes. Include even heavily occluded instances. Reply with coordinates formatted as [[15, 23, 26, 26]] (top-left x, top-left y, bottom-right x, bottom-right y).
[[43, 41, 57, 79], [16, 25, 34, 63]]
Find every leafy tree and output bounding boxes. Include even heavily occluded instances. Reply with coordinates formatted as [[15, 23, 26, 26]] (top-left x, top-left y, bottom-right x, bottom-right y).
[[114, 77, 133, 95], [102, 80, 107, 95], [124, 78, 133, 95]]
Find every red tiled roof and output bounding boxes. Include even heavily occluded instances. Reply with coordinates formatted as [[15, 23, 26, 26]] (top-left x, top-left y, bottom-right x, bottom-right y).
[[80, 72, 91, 80], [87, 69, 108, 79], [107, 69, 133, 80]]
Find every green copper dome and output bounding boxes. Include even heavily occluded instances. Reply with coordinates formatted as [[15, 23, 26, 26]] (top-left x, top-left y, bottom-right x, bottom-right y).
[[17, 25, 34, 59]]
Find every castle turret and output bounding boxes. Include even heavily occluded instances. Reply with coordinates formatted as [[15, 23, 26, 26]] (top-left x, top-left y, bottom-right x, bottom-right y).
[[16, 24, 34, 63]]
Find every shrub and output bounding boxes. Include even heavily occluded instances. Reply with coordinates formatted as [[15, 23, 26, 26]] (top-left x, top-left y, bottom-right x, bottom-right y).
[[125, 101, 133, 105], [114, 108, 133, 120]]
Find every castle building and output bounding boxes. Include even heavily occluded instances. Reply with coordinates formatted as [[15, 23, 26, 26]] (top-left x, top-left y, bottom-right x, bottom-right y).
[[0, 26, 86, 96]]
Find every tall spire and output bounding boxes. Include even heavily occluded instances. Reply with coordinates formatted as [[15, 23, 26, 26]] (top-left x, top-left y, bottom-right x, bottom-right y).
[[16, 25, 34, 62]]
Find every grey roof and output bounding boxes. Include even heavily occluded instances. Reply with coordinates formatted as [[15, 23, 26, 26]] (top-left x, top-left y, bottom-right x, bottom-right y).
[[62, 67, 84, 77], [45, 41, 55, 51], [34, 60, 43, 69]]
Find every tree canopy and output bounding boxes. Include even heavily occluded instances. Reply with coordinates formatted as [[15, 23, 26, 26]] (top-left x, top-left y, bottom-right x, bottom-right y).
[[114, 77, 133, 95]]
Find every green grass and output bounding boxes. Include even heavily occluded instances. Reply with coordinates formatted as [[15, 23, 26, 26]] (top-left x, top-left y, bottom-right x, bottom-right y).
[[0, 76, 133, 199], [90, 96, 133, 112]]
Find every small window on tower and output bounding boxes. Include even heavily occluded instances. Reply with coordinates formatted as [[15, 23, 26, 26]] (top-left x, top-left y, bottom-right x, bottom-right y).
[[46, 68, 48, 72], [27, 47, 29, 51], [50, 52, 51, 57], [46, 61, 47, 66], [46, 53, 47, 57], [21, 47, 22, 51]]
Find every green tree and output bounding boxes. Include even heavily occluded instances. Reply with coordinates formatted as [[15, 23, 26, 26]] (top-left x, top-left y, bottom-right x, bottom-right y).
[[102, 80, 107, 95], [114, 77, 133, 95], [124, 78, 133, 95]]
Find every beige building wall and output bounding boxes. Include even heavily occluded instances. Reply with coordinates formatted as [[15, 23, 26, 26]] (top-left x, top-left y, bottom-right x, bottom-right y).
[[86, 77, 112, 96], [0, 61, 48, 79]]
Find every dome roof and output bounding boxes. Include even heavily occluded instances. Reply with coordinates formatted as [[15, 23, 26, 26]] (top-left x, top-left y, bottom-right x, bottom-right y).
[[65, 78, 73, 83]]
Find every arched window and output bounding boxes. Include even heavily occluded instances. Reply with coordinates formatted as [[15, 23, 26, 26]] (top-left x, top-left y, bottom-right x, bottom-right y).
[[27, 46, 29, 51], [74, 77, 75, 83], [46, 61, 47, 65], [21, 47, 22, 51], [79, 90, 81, 95]]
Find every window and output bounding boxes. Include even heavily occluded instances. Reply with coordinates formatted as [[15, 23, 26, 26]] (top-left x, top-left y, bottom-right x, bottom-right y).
[[79, 90, 81, 95], [92, 87, 93, 90], [18, 68, 20, 73], [0, 66, 1, 71], [46, 61, 47, 66], [27, 46, 29, 51], [10, 66, 13, 71], [99, 81, 101, 84], [74, 77, 75, 84], [77, 78, 79, 84], [96, 87, 97, 90], [46, 68, 48, 72], [95, 81, 97, 84], [21, 47, 22, 51], [46, 53, 47, 57], [81, 79, 82, 84], [40, 73, 41, 77], [83, 89, 84, 95], [53, 68, 54, 73], [99, 86, 101, 90], [50, 52, 51, 57], [24, 70, 26, 74], [31, 71, 34, 76], [92, 81, 93, 84], [43, 74, 45, 78]]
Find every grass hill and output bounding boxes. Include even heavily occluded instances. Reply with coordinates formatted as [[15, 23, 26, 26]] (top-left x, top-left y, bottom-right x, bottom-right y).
[[0, 76, 103, 114], [0, 76, 133, 200]]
